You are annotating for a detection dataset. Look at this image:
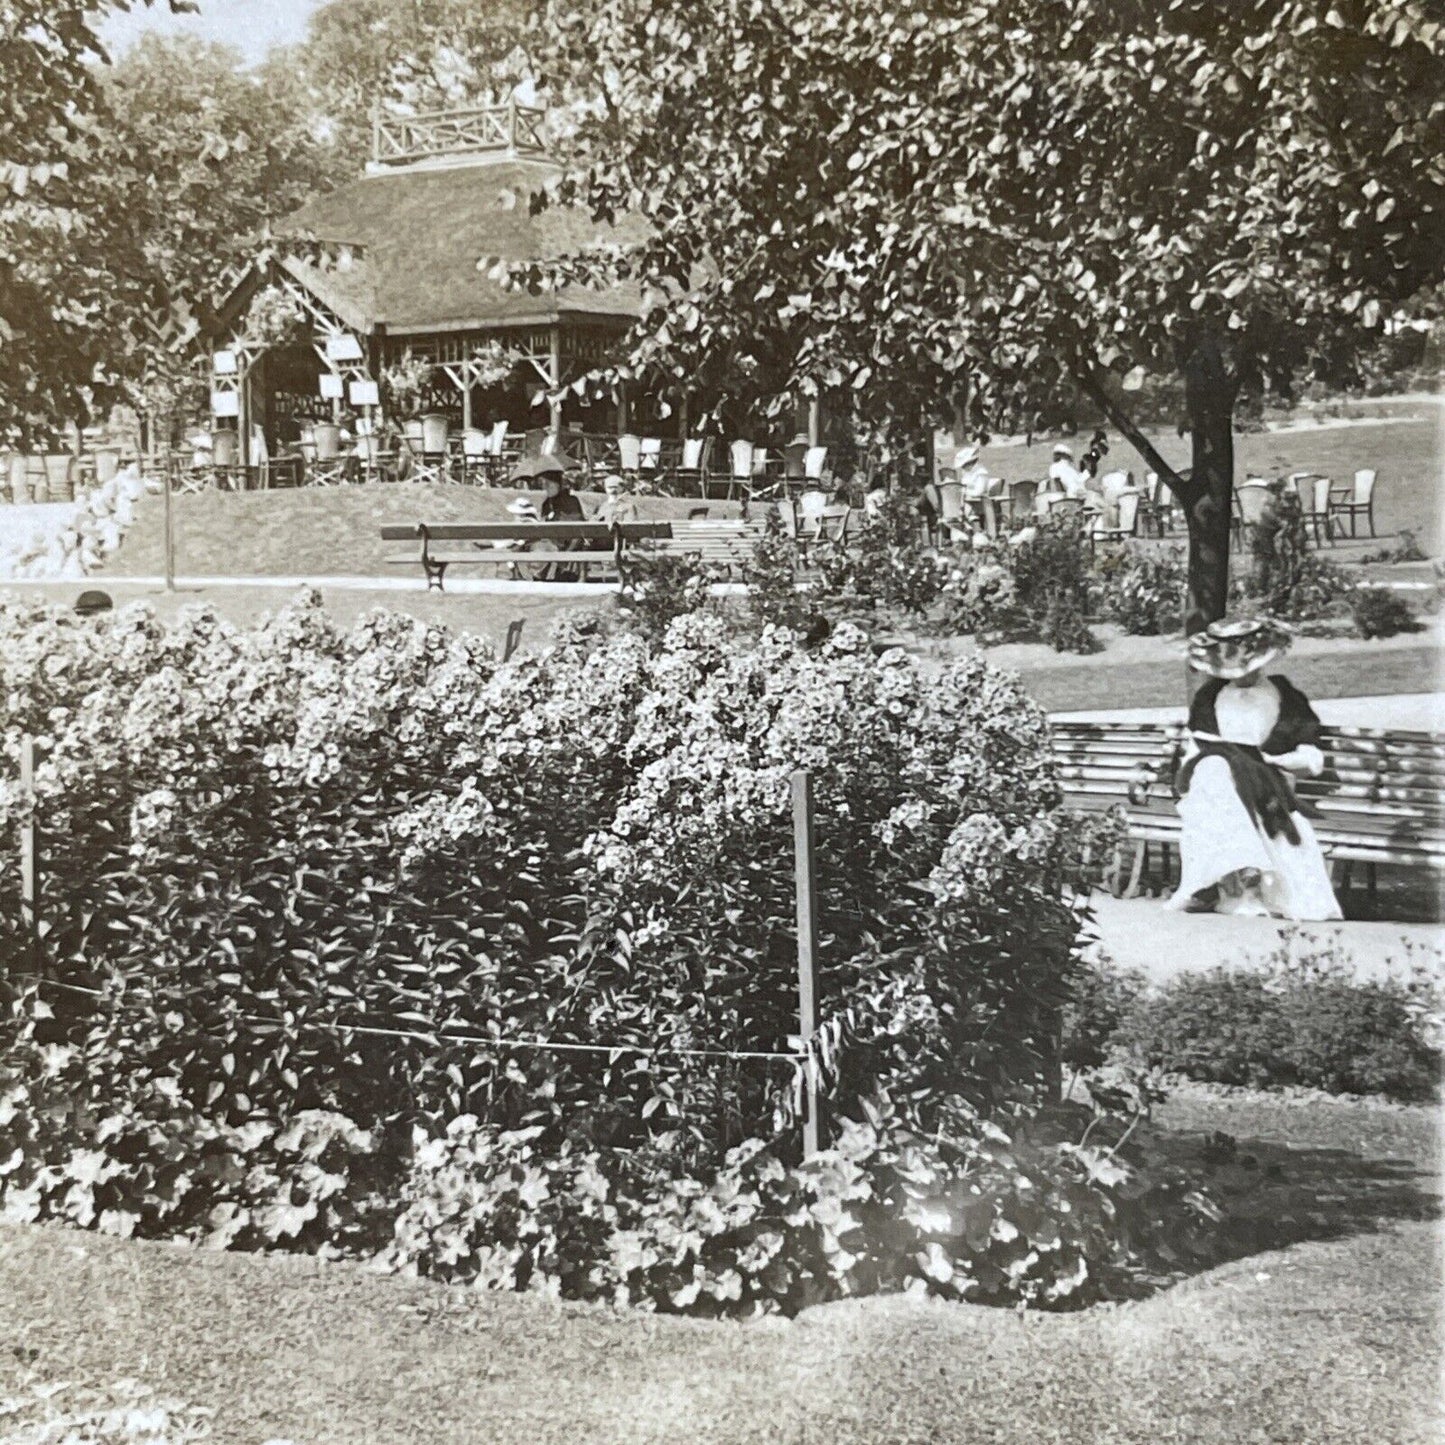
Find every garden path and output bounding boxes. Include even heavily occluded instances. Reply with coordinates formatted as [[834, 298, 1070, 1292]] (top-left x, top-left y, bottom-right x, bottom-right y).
[[1084, 894, 1441, 987]]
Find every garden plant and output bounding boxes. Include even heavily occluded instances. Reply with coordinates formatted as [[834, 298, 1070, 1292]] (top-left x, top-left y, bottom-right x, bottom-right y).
[[0, 590, 1237, 1316]]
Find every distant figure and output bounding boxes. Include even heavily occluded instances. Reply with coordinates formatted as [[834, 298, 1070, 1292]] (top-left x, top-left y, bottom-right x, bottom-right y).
[[1166, 618, 1342, 921], [594, 473, 639, 528], [540, 473, 585, 523], [956, 444, 991, 499], [540, 473, 584, 580], [74, 590, 113, 618]]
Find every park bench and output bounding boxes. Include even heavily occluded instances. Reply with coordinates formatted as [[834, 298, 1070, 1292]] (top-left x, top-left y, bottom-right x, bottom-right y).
[[1051, 719, 1445, 901], [381, 520, 672, 590], [638, 517, 769, 576]]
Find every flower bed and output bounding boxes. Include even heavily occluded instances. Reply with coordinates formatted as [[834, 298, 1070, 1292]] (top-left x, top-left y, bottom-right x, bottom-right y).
[[0, 592, 1218, 1314]]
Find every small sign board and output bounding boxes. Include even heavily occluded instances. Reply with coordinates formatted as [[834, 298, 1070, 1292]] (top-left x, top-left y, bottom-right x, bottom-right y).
[[318, 373, 344, 399], [325, 333, 364, 363], [210, 389, 239, 418], [212, 349, 238, 376], [349, 379, 380, 406]]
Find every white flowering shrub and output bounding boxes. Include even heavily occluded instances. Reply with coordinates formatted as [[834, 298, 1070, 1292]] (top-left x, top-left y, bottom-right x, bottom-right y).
[[0, 589, 1168, 1312]]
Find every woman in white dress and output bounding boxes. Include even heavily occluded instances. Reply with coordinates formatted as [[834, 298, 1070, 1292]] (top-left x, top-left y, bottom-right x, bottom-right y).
[[1166, 618, 1342, 920]]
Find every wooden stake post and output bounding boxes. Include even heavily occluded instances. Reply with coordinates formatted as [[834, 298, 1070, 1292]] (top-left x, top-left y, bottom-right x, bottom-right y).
[[19, 735, 37, 944], [163, 463, 175, 592], [791, 770, 822, 1157]]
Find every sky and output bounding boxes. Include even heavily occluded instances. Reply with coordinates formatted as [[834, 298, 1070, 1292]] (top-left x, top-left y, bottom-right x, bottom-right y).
[[98, 0, 328, 67]]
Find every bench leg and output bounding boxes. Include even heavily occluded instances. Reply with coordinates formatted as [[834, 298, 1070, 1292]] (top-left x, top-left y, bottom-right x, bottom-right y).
[[424, 559, 447, 592], [1334, 858, 1353, 898]]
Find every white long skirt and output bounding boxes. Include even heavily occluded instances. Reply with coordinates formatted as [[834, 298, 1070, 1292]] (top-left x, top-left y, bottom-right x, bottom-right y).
[[1164, 756, 1343, 921]]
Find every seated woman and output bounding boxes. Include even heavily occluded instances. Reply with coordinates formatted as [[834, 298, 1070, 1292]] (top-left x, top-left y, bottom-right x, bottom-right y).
[[1166, 618, 1342, 921], [540, 472, 586, 580]]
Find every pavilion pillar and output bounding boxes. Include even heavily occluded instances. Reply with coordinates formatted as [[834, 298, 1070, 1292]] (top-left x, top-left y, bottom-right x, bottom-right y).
[[808, 397, 821, 448], [239, 363, 252, 469], [616, 382, 629, 434], [549, 329, 563, 433]]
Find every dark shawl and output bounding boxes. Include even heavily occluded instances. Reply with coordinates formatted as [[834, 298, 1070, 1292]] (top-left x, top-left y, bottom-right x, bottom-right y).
[[1176, 675, 1322, 844]]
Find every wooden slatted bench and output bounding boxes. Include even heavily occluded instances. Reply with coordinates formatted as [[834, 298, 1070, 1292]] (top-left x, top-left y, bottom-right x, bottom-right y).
[[638, 518, 767, 576], [381, 521, 673, 591], [1051, 719, 1445, 900]]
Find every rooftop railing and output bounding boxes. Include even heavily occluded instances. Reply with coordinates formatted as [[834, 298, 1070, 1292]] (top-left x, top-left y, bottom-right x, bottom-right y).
[[372, 102, 549, 167]]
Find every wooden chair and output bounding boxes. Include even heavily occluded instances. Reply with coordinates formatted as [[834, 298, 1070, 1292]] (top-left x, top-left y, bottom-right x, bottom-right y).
[[675, 436, 712, 495], [459, 428, 490, 485], [1234, 479, 1272, 550], [639, 437, 663, 483], [1006, 480, 1037, 526], [726, 439, 755, 501], [1329, 468, 1377, 538], [355, 432, 394, 484], [934, 479, 968, 542], [618, 433, 642, 477], [803, 445, 829, 485], [1141, 471, 1179, 536], [1089, 490, 1141, 548], [1293, 473, 1335, 546], [783, 440, 808, 491]]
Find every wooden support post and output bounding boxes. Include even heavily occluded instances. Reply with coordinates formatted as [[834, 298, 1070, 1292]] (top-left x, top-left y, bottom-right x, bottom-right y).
[[791, 770, 822, 1158], [462, 380, 473, 432], [238, 361, 251, 471], [549, 330, 563, 434], [19, 734, 37, 942], [162, 463, 175, 592], [808, 397, 821, 448]]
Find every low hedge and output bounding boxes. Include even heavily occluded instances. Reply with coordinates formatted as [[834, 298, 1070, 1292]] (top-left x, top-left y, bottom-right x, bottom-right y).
[[1065, 959, 1441, 1103]]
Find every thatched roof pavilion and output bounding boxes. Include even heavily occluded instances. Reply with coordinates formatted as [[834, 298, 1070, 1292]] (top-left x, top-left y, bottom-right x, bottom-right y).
[[209, 103, 648, 454]]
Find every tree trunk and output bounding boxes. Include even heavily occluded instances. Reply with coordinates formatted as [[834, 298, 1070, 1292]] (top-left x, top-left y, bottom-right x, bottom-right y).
[[1181, 334, 1239, 635]]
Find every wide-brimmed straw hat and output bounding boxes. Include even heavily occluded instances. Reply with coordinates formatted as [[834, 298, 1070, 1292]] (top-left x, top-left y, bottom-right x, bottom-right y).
[[1186, 617, 1294, 679], [957, 444, 981, 467], [1052, 442, 1073, 459], [505, 496, 539, 517]]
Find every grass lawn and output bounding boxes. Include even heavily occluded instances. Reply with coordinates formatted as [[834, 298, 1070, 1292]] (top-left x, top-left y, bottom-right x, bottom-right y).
[[980, 405, 1443, 551], [101, 482, 741, 580], [1, 578, 1437, 714], [0, 1086, 1436, 1445], [94, 409, 1439, 585]]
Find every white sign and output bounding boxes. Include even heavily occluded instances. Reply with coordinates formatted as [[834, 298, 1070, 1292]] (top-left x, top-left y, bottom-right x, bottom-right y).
[[318, 373, 343, 399], [212, 349, 238, 376], [325, 333, 364, 363], [349, 379, 380, 406], [210, 389, 239, 418]]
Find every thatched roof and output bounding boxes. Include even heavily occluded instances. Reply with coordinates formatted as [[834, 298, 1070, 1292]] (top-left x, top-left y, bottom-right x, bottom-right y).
[[275, 156, 645, 337]]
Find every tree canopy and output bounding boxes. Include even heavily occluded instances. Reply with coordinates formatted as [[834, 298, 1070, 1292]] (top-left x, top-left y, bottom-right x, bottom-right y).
[[0, 2, 160, 436], [526, 0, 1445, 627]]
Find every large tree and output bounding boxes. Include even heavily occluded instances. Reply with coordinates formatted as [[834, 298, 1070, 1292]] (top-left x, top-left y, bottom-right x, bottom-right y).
[[524, 0, 1445, 630], [0, 2, 174, 436], [86, 33, 330, 428]]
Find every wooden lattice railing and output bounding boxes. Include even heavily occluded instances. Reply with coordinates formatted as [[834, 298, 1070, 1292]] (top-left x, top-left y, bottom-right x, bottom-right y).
[[373, 102, 548, 166]]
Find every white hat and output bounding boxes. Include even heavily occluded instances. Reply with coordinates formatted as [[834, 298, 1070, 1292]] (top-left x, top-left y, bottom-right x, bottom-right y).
[[506, 496, 539, 516], [958, 444, 980, 467], [1052, 443, 1073, 458]]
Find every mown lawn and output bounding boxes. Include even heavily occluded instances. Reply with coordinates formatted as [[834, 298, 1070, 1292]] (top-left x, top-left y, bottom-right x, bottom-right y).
[[980, 406, 1443, 549], [96, 409, 1440, 584], [0, 1087, 1437, 1445], [101, 482, 741, 580]]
